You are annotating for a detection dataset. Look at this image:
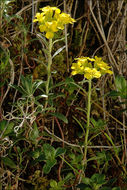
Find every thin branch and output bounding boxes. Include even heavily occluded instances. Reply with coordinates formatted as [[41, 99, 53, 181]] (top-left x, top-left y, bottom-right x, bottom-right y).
[[107, 0, 124, 42], [44, 126, 123, 149], [16, 0, 50, 16], [89, 2, 119, 71], [64, 0, 69, 72]]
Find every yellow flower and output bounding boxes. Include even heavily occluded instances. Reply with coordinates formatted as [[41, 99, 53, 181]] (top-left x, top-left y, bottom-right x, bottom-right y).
[[85, 57, 95, 62], [94, 56, 113, 75], [33, 13, 44, 23], [84, 67, 101, 79], [46, 32, 54, 39], [40, 6, 61, 14], [105, 69, 113, 74], [39, 24, 46, 32], [71, 56, 113, 80], [46, 21, 58, 32], [71, 61, 85, 75], [33, 6, 75, 39], [75, 57, 92, 68], [71, 71, 78, 75], [57, 13, 75, 30], [59, 13, 75, 24]]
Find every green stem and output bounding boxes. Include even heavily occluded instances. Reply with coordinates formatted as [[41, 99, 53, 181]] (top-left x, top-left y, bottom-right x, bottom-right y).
[[60, 156, 80, 175], [45, 39, 52, 107], [0, 3, 4, 29], [83, 79, 92, 167]]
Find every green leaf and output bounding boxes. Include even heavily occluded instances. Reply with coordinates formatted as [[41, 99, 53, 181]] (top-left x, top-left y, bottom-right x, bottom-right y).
[[49, 93, 65, 100], [73, 115, 85, 133], [0, 120, 14, 137], [20, 75, 34, 96], [77, 183, 91, 190], [52, 46, 65, 58], [100, 188, 112, 190], [108, 90, 121, 97], [87, 155, 105, 162], [1, 157, 17, 169], [29, 122, 39, 142], [43, 159, 57, 174], [49, 112, 68, 124], [65, 77, 75, 84], [36, 33, 48, 48], [55, 147, 66, 157], [37, 153, 46, 161], [90, 118, 106, 133], [63, 173, 74, 182], [82, 177, 91, 185], [33, 80, 45, 93], [10, 84, 27, 95], [115, 75, 127, 93], [28, 149, 40, 159], [53, 35, 68, 45], [36, 94, 48, 100], [50, 180, 58, 187], [49, 81, 65, 90], [91, 174, 105, 185], [31, 153, 46, 165], [42, 48, 49, 55], [112, 188, 120, 190], [0, 120, 7, 132], [104, 133, 117, 154], [43, 143, 56, 159]]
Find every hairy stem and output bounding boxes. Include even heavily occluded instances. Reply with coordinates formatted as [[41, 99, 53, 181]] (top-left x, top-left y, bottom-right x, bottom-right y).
[[45, 39, 52, 107], [83, 79, 92, 167]]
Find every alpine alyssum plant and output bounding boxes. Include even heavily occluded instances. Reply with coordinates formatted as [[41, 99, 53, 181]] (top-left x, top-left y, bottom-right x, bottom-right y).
[[71, 56, 113, 168], [33, 6, 75, 39], [33, 6, 75, 106]]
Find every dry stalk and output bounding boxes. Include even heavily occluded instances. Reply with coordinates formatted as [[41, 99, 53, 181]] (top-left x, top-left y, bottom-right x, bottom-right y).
[[89, 1, 119, 71], [16, 0, 50, 16]]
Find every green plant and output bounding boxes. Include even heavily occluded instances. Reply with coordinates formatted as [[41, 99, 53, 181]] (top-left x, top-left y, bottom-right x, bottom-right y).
[[71, 56, 113, 171], [49, 180, 65, 190], [29, 143, 66, 174], [1, 1, 127, 190], [10, 75, 46, 135], [49, 173, 74, 190], [33, 6, 75, 107], [77, 173, 120, 190], [95, 150, 112, 173], [109, 75, 127, 112], [26, 170, 49, 190]]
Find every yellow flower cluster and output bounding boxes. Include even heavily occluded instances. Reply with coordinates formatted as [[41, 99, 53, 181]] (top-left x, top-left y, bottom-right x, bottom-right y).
[[71, 56, 113, 80], [33, 6, 75, 39]]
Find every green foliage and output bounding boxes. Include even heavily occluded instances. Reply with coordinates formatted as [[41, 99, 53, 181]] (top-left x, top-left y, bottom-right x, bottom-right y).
[[11, 75, 44, 98], [1, 156, 17, 169], [49, 180, 65, 190], [0, 48, 9, 74], [95, 150, 112, 172], [90, 118, 106, 133], [69, 152, 83, 170], [109, 75, 127, 99], [109, 75, 127, 112], [49, 112, 68, 124], [0, 120, 14, 138], [1, 1, 127, 189], [49, 173, 74, 190], [30, 144, 66, 174], [29, 122, 39, 144], [77, 174, 120, 190], [27, 170, 49, 190]]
